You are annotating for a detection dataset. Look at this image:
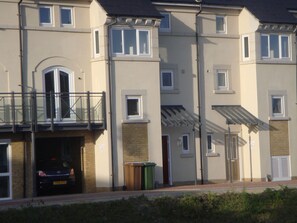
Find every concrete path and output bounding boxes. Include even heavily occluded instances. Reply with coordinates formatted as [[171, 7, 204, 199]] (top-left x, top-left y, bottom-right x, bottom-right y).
[[1, 180, 297, 211]]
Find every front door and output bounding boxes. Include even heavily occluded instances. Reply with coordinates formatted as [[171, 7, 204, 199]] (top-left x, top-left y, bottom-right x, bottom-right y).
[[162, 135, 170, 185], [225, 134, 240, 182], [44, 67, 73, 121], [0, 143, 11, 200]]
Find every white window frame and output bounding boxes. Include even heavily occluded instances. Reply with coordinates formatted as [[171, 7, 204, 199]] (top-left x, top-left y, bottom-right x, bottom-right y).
[[126, 95, 143, 120], [93, 29, 100, 57], [0, 142, 12, 201], [261, 34, 290, 59], [216, 69, 229, 90], [182, 134, 190, 153], [242, 35, 250, 60], [160, 12, 171, 32], [39, 5, 53, 26], [42, 67, 75, 122], [216, 15, 226, 34], [111, 28, 151, 56], [160, 70, 174, 90], [271, 95, 285, 118], [60, 6, 74, 27], [271, 156, 291, 181]]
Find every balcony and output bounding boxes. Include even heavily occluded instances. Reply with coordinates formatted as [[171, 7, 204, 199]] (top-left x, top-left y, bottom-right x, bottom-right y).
[[0, 92, 106, 133]]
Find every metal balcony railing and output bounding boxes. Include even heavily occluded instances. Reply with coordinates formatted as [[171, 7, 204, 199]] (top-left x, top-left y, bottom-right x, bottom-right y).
[[0, 91, 106, 132]]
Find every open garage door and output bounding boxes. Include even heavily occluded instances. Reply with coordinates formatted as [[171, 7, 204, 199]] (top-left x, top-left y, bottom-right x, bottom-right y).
[[36, 137, 83, 196]]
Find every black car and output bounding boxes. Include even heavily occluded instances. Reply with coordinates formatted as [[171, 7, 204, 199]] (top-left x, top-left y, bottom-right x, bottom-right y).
[[36, 159, 76, 195]]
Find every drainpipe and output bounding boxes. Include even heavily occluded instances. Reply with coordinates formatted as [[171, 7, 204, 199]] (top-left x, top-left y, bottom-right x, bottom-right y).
[[106, 18, 117, 191], [195, 0, 204, 184]]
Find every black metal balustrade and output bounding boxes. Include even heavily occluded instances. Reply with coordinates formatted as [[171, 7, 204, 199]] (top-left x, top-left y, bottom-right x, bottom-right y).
[[0, 91, 106, 132]]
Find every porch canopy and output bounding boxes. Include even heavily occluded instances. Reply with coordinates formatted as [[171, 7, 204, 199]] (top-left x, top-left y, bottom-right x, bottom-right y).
[[161, 105, 199, 128], [212, 105, 262, 129]]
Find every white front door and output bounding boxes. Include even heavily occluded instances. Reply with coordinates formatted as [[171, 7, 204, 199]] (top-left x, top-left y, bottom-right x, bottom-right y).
[[0, 143, 11, 200], [272, 156, 291, 181]]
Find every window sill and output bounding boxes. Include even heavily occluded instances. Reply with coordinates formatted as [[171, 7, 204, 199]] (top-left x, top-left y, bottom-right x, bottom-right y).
[[213, 90, 235, 94], [206, 153, 220, 157], [122, 119, 150, 124], [180, 153, 193, 158], [269, 116, 290, 121]]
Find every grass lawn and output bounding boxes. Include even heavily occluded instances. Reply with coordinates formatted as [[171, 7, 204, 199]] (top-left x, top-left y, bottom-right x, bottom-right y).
[[1, 187, 297, 223]]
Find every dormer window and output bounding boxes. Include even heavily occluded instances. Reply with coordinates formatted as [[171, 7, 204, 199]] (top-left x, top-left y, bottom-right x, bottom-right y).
[[111, 28, 150, 56]]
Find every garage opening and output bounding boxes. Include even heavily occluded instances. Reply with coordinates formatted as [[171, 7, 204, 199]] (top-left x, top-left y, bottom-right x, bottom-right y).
[[36, 137, 83, 196]]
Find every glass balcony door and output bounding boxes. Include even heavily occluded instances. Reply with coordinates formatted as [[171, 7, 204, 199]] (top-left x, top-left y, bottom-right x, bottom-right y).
[[0, 143, 11, 200]]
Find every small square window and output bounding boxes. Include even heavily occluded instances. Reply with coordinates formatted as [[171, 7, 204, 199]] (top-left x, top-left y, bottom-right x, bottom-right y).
[[39, 6, 52, 26], [216, 70, 229, 90], [94, 29, 100, 56], [161, 70, 174, 90], [60, 7, 73, 26], [182, 134, 190, 153], [272, 96, 284, 117], [160, 13, 171, 32], [216, 16, 226, 33], [126, 96, 142, 120]]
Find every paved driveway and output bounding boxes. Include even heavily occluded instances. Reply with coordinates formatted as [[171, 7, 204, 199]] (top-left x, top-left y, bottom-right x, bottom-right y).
[[1, 180, 297, 211]]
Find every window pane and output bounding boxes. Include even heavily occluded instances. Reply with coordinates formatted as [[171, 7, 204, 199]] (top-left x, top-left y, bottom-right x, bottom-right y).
[[61, 8, 72, 25], [112, 30, 123, 53], [217, 72, 226, 87], [281, 36, 289, 58], [244, 36, 249, 58], [261, 35, 269, 57], [270, 34, 279, 58], [40, 7, 51, 24], [160, 13, 170, 29], [207, 135, 212, 151], [124, 30, 136, 55], [45, 71, 56, 118], [0, 176, 9, 198], [139, 31, 149, 54], [182, 135, 188, 151], [60, 71, 70, 118], [272, 97, 282, 114], [0, 144, 8, 173], [95, 30, 99, 55], [216, 16, 225, 32], [127, 99, 139, 116], [162, 72, 173, 87]]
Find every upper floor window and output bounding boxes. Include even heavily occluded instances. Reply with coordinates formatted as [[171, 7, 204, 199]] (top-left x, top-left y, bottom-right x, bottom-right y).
[[242, 35, 250, 59], [160, 70, 174, 90], [160, 12, 171, 32], [111, 28, 150, 56], [207, 134, 215, 153], [261, 34, 290, 59], [93, 29, 100, 57], [216, 69, 229, 91], [60, 7, 73, 27], [216, 15, 226, 33], [272, 95, 285, 117], [39, 5, 53, 26], [126, 95, 143, 120]]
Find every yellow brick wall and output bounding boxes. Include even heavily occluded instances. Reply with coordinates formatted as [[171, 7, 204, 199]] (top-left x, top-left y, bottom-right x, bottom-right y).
[[269, 120, 289, 156], [122, 123, 148, 162], [11, 141, 25, 199]]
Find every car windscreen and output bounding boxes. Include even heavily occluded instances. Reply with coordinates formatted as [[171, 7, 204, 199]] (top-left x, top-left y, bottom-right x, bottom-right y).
[[38, 160, 70, 171]]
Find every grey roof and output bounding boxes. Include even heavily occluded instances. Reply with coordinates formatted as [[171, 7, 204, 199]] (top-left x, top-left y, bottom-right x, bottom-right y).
[[152, 0, 297, 24], [97, 0, 162, 18], [161, 105, 199, 128]]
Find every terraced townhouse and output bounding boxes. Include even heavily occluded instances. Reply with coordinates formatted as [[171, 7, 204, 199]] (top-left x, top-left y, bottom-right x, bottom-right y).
[[0, 0, 297, 200]]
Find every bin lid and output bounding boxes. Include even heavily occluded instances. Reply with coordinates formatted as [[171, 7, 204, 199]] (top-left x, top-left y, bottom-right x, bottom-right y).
[[143, 162, 156, 166], [125, 162, 144, 166]]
